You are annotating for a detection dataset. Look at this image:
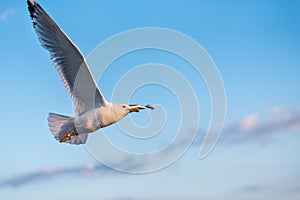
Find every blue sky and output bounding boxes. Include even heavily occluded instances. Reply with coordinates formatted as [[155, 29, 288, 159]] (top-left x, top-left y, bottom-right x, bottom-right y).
[[1, 0, 300, 199]]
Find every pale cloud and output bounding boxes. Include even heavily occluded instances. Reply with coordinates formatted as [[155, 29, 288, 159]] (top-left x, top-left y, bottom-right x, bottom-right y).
[[238, 177, 300, 196], [240, 185, 267, 193], [0, 163, 115, 188], [223, 107, 300, 144], [0, 8, 16, 21], [237, 113, 259, 132]]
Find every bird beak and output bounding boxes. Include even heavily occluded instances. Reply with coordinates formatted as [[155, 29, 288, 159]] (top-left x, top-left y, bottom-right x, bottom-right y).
[[129, 104, 154, 112], [129, 106, 141, 112]]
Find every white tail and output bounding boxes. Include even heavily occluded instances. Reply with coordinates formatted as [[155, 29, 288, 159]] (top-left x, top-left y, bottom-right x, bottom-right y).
[[47, 113, 88, 144]]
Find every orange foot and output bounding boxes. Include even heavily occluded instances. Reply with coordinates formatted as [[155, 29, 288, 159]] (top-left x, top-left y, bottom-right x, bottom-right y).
[[60, 129, 76, 143]]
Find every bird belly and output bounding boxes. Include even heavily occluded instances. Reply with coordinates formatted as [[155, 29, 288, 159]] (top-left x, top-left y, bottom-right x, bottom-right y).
[[74, 107, 116, 134]]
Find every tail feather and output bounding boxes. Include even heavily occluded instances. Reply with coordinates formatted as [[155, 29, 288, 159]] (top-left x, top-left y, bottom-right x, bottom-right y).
[[48, 113, 71, 136], [47, 113, 88, 144]]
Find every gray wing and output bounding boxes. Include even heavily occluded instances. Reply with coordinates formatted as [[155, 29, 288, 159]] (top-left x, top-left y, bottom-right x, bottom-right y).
[[27, 0, 106, 115]]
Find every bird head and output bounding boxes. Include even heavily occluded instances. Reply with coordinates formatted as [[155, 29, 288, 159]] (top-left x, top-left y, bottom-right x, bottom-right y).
[[111, 104, 155, 122]]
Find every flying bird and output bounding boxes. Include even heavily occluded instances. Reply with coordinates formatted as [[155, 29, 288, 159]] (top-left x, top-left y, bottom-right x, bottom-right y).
[[27, 0, 154, 144]]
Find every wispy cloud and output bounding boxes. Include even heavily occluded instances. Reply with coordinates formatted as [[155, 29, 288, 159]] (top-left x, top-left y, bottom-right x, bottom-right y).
[[0, 8, 16, 21], [0, 163, 115, 188], [222, 107, 300, 144], [238, 180, 300, 195], [239, 185, 267, 193]]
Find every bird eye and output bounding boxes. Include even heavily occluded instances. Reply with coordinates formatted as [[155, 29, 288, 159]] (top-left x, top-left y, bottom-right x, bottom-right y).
[[122, 105, 126, 108]]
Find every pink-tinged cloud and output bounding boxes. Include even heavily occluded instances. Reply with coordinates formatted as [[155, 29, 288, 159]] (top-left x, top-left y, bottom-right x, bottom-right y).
[[236, 114, 259, 133], [0, 8, 16, 21], [223, 107, 300, 143]]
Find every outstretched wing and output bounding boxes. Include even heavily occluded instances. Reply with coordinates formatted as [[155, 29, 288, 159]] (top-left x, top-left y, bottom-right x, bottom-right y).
[[27, 0, 106, 115]]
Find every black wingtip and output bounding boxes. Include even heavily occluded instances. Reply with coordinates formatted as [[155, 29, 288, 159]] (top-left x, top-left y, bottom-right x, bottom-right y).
[[27, 0, 36, 20]]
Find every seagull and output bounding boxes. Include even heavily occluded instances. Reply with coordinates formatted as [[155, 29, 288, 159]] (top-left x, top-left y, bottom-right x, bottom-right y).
[[27, 0, 154, 144]]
